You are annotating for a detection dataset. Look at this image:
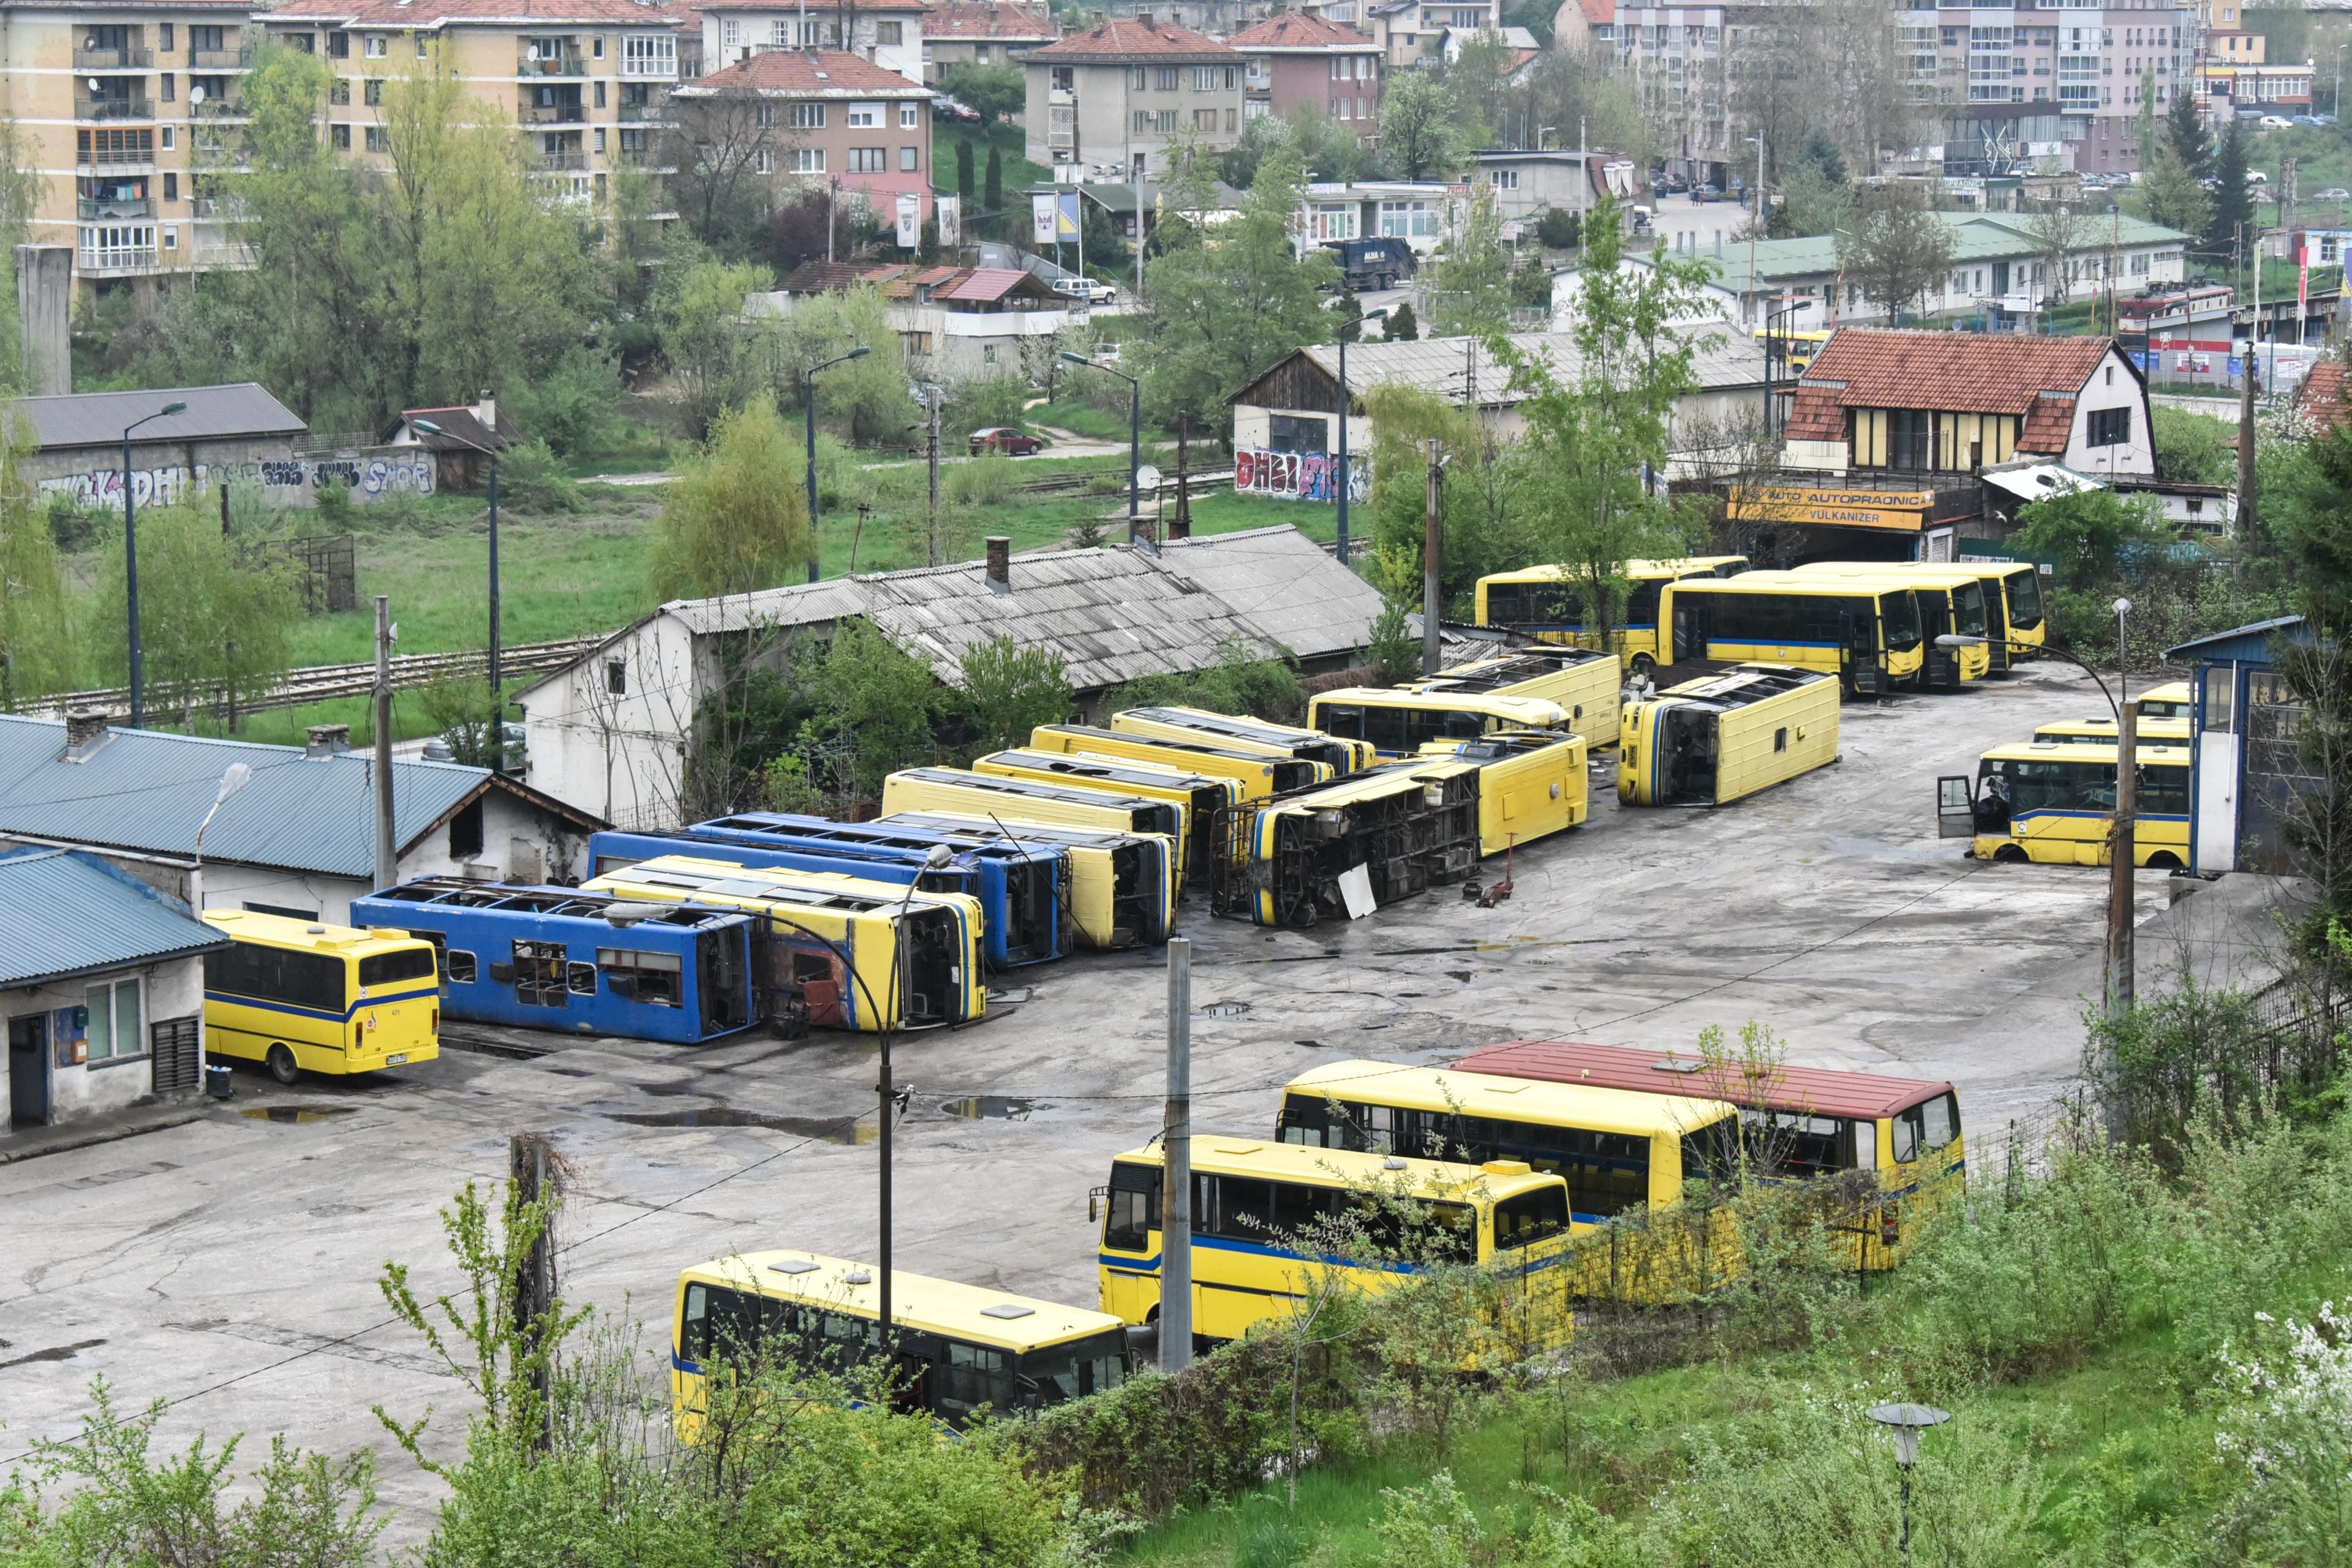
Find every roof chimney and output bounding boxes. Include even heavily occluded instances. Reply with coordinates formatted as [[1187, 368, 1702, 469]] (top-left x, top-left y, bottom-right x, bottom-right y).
[[61, 707, 113, 758], [985, 535, 1011, 590], [305, 722, 352, 758], [1136, 10, 1155, 25], [475, 388, 496, 432], [1167, 511, 1191, 540]]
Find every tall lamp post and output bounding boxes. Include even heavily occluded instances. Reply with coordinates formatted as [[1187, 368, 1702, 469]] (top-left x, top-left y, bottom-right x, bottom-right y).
[[1061, 352, 1142, 540], [411, 417, 507, 772], [120, 400, 187, 729], [1335, 307, 1388, 566], [877, 843, 955, 1354], [805, 346, 873, 582], [1868, 1402, 1951, 1568], [189, 761, 252, 914]]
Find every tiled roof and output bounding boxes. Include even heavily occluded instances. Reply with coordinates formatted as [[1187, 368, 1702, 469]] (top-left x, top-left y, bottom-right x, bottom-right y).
[[1027, 14, 1237, 59], [676, 47, 935, 93], [1457, 1039, 1954, 1121], [0, 847, 229, 992], [2298, 358, 2350, 431], [924, 1, 1058, 41], [266, 0, 684, 23], [2017, 392, 2076, 454], [1227, 12, 1375, 48], [699, 0, 927, 10], [775, 259, 907, 293], [1246, 326, 1768, 412], [938, 267, 1034, 302], [1572, 0, 1613, 28], [394, 404, 521, 451], [1793, 328, 2113, 414]]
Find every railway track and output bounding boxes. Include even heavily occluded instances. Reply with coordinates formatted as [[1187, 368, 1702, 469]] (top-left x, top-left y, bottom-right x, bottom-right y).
[[21, 636, 606, 722]]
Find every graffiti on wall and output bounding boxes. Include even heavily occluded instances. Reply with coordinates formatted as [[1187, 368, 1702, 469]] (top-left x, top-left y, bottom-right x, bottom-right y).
[[1234, 449, 1368, 504], [256, 454, 437, 499], [37, 467, 192, 508], [37, 450, 436, 510]]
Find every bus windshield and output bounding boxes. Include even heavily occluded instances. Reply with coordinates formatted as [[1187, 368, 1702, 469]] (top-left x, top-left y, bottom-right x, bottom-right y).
[[1017, 1330, 1129, 1404], [1493, 1186, 1569, 1248], [2007, 569, 2044, 630], [1880, 592, 1923, 651], [359, 948, 438, 987]]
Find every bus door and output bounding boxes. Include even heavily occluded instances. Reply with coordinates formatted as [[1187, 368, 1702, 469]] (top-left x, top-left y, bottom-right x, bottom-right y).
[[1936, 775, 1978, 837], [699, 928, 750, 1034], [1918, 591, 1961, 691], [1670, 596, 1702, 667], [1840, 609, 1879, 695]]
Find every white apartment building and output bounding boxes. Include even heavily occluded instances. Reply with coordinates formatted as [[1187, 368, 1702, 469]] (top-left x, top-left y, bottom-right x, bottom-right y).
[[697, 0, 927, 85]]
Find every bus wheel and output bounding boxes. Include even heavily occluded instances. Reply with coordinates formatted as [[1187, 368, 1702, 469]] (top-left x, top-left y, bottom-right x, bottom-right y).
[[1992, 844, 2029, 864], [266, 1044, 300, 1085], [2147, 851, 2184, 870]]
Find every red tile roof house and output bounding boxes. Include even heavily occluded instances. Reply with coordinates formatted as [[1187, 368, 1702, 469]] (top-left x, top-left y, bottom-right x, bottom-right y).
[[922, 1, 1058, 83], [669, 49, 937, 227], [1227, 13, 1381, 140], [1022, 15, 1243, 176], [758, 260, 1068, 378]]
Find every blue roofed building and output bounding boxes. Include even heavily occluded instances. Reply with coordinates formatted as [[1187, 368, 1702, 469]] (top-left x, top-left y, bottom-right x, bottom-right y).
[[0, 712, 603, 928], [2, 845, 230, 1138]]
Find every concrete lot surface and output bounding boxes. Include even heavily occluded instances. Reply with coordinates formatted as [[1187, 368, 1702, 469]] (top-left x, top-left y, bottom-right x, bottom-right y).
[[0, 661, 2288, 1536]]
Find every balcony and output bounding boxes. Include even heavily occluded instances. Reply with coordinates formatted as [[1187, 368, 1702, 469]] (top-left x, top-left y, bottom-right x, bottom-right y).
[[77, 141, 154, 168], [78, 195, 154, 219], [190, 46, 252, 69], [519, 102, 587, 124], [190, 97, 248, 118], [74, 45, 154, 69], [617, 95, 673, 121], [538, 150, 589, 171], [519, 51, 586, 76], [78, 98, 156, 121], [79, 243, 158, 272]]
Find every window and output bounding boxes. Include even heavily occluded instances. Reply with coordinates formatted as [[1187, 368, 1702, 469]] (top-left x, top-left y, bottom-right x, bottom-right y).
[[450, 797, 484, 860], [790, 102, 826, 127], [364, 78, 383, 104], [791, 147, 825, 172], [365, 33, 386, 56], [594, 80, 605, 107], [599, 947, 682, 1005], [1226, 107, 1236, 130], [83, 978, 143, 1061], [982, 344, 997, 363], [622, 32, 677, 74], [205, 944, 345, 1013], [365, 125, 389, 151], [848, 100, 881, 126], [593, 36, 604, 57], [359, 948, 437, 988], [79, 224, 155, 268], [160, 74, 175, 101], [605, 658, 627, 694], [1492, 169, 1518, 189], [876, 20, 902, 43], [566, 961, 598, 996], [1154, 67, 1180, 89], [163, 172, 178, 200], [330, 79, 350, 103], [1134, 108, 1150, 133], [512, 940, 570, 1007], [1192, 66, 1219, 90], [899, 102, 918, 127], [1153, 108, 1177, 132], [162, 225, 178, 251], [756, 148, 774, 173], [1103, 1162, 1159, 1250], [1774, 726, 1789, 752], [2087, 405, 2130, 447], [1194, 107, 1215, 129], [849, 146, 886, 172], [721, 19, 742, 47], [899, 146, 918, 170], [447, 949, 479, 984], [755, 102, 775, 127], [331, 122, 352, 148], [1493, 1186, 1568, 1248]]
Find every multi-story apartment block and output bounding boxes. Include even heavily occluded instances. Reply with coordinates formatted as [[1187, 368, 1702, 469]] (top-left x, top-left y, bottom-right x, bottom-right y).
[[1022, 15, 1242, 177], [697, 0, 927, 85], [2198, 27, 2313, 119], [668, 48, 934, 223], [921, 1, 1057, 84], [1364, 0, 1496, 68], [1610, 4, 1725, 181], [260, 0, 692, 212], [1227, 11, 1379, 136], [0, 0, 260, 299]]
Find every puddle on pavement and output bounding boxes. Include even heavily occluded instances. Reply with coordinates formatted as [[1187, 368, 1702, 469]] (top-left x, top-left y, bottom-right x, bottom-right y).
[[1294, 1039, 1324, 1048], [605, 1107, 872, 1144], [1194, 1001, 1250, 1018], [638, 1080, 703, 1096], [940, 1096, 1036, 1120], [240, 1106, 356, 1124]]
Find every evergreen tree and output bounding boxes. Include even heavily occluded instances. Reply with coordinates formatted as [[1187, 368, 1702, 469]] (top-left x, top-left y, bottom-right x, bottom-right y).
[[2168, 87, 2212, 176], [1794, 125, 1847, 188], [1386, 301, 1420, 341], [957, 140, 976, 207], [2206, 119, 2255, 262], [984, 146, 1003, 217]]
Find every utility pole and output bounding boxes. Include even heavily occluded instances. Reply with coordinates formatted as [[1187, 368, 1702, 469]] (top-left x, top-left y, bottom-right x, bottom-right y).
[[508, 1131, 557, 1453], [1175, 412, 1191, 537], [1422, 437, 1444, 676], [2106, 601, 2136, 1027], [1160, 936, 1193, 1374], [925, 388, 943, 567], [372, 596, 397, 892], [2239, 298, 2260, 549]]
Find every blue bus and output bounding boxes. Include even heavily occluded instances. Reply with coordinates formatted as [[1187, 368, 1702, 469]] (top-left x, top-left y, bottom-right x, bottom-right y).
[[587, 820, 1066, 971], [352, 880, 769, 1044]]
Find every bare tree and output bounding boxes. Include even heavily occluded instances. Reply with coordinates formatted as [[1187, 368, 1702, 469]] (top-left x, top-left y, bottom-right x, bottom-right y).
[[1834, 181, 1955, 323], [663, 92, 798, 252], [2026, 202, 2092, 311]]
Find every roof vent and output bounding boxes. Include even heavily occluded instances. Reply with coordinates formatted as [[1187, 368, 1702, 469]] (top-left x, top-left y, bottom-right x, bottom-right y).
[[769, 1258, 821, 1275], [603, 902, 666, 927], [845, 1268, 873, 1284], [61, 707, 114, 760], [305, 723, 352, 758], [981, 1302, 1035, 1319]]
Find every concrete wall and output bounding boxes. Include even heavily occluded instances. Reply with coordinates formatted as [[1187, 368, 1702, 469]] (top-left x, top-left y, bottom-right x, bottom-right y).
[[1, 955, 206, 1134], [1026, 57, 1242, 174], [14, 244, 70, 396], [25, 440, 439, 511]]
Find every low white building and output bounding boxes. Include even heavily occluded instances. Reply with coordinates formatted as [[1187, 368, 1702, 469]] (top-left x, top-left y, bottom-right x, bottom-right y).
[[1466, 148, 1640, 226], [1296, 180, 1465, 256], [754, 262, 1081, 383]]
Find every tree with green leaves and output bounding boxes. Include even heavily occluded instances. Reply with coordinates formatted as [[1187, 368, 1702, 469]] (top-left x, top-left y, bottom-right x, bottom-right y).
[[2145, 141, 2215, 240], [2008, 486, 2173, 592], [957, 637, 1072, 754], [1385, 300, 1420, 341], [1793, 125, 1847, 187], [940, 61, 1025, 124], [1765, 160, 1853, 241], [1424, 187, 1515, 336], [1363, 382, 1536, 616], [984, 145, 1004, 218], [1834, 180, 1956, 323], [647, 399, 812, 600], [654, 243, 775, 436], [809, 618, 943, 799], [2206, 119, 2256, 262], [1378, 71, 1461, 182], [89, 504, 301, 725], [0, 434, 72, 707]]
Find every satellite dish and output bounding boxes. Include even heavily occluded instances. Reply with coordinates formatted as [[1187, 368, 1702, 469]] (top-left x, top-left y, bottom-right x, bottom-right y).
[[88, 77, 101, 92], [1134, 463, 1162, 489], [190, 85, 205, 104]]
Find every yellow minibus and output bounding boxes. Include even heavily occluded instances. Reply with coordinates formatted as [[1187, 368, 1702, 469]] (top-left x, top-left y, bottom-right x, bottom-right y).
[[1402, 646, 1623, 747], [1306, 688, 1569, 760], [1654, 574, 1926, 696], [1952, 740, 2192, 869], [1618, 663, 1840, 807], [673, 1250, 1131, 1433], [1474, 556, 1749, 671], [202, 910, 440, 1084], [1108, 705, 1373, 774]]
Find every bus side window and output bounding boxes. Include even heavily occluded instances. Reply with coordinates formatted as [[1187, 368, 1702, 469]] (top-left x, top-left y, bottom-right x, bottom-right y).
[[681, 1283, 709, 1359], [1321, 705, 1365, 739], [1892, 1106, 1922, 1163], [1921, 1093, 1958, 1152], [447, 949, 479, 984], [1625, 578, 1663, 625], [1364, 707, 1410, 753], [1278, 1093, 1330, 1146]]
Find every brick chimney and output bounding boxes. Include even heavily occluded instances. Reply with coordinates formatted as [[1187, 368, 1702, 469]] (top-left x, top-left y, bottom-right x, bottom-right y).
[[1167, 511, 1191, 540], [985, 535, 1011, 590], [305, 722, 352, 758], [61, 707, 112, 756]]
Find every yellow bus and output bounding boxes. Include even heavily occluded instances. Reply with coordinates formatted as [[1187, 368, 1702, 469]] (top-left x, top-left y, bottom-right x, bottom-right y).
[[2033, 715, 2193, 747], [881, 769, 1185, 889], [1093, 1135, 1576, 1351], [1402, 646, 1624, 748], [1618, 663, 1841, 807], [1655, 574, 1926, 696], [1109, 705, 1373, 774], [673, 1250, 1132, 1434], [1474, 556, 1750, 672], [1753, 326, 1833, 375], [1789, 564, 1992, 688], [1223, 758, 1482, 925], [1455, 1039, 1965, 1270], [972, 748, 1239, 887], [1796, 559, 2043, 673], [1415, 730, 1589, 853], [1026, 723, 1332, 796], [883, 812, 1173, 950], [201, 910, 441, 1084], [1952, 740, 2193, 869], [583, 854, 986, 1030], [1305, 688, 1570, 760], [2136, 680, 2193, 722]]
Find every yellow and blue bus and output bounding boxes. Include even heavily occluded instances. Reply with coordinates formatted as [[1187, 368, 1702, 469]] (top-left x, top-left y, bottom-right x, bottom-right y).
[[1093, 1135, 1576, 1350], [1798, 560, 2044, 673], [1456, 1039, 1964, 1270], [1305, 688, 1570, 760], [1618, 663, 1841, 807], [673, 1250, 1131, 1433], [883, 812, 1174, 950], [1790, 564, 1993, 689], [2032, 715, 2193, 747], [880, 769, 1184, 890], [971, 748, 1240, 886], [1753, 326, 1833, 375], [1474, 556, 1749, 672], [1954, 740, 2192, 869], [582, 854, 987, 1030], [1402, 646, 1624, 748], [1109, 705, 1374, 774], [1415, 729, 1589, 853], [1025, 722, 1333, 796], [201, 910, 440, 1084], [1654, 573, 1926, 696]]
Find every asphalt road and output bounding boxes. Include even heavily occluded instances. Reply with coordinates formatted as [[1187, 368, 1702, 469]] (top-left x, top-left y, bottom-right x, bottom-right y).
[[0, 660, 2285, 1537]]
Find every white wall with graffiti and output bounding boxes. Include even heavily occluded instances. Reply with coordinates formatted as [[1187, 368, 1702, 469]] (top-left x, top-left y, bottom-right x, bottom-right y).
[[1233, 449, 1369, 504], [34, 447, 437, 511]]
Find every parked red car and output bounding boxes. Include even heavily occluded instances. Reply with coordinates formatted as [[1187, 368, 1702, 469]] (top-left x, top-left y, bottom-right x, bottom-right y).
[[968, 427, 1042, 456]]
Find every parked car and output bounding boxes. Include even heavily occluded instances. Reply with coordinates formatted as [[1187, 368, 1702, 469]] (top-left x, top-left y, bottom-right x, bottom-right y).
[[969, 427, 1043, 457], [2258, 115, 2293, 130], [2316, 187, 2352, 201], [2250, 168, 2271, 184], [1689, 184, 1724, 203], [2293, 115, 2328, 127], [1050, 276, 1117, 304]]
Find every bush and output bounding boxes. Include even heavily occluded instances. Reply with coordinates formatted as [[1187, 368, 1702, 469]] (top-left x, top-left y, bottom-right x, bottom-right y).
[[504, 343, 623, 459], [948, 453, 1020, 508], [1534, 207, 1583, 250], [494, 439, 582, 514], [946, 374, 1033, 435], [1107, 641, 1305, 722]]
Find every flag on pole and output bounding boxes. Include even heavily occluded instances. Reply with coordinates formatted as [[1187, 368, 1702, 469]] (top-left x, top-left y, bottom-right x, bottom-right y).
[[1031, 193, 1056, 244], [935, 195, 960, 247]]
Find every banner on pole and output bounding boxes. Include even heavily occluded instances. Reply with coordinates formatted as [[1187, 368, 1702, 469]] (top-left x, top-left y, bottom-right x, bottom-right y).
[[935, 195, 959, 247], [1031, 194, 1057, 244], [895, 193, 921, 249], [1057, 190, 1082, 241]]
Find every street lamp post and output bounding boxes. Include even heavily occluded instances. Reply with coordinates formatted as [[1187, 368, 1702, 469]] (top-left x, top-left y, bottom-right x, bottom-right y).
[[806, 347, 874, 583], [878, 843, 955, 1355], [119, 400, 187, 729], [1868, 1403, 1951, 1567], [189, 761, 253, 914], [1061, 352, 1142, 540], [411, 417, 506, 772], [1336, 307, 1388, 566]]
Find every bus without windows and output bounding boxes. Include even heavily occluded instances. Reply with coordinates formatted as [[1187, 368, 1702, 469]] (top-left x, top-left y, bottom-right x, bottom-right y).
[[1789, 564, 1994, 688], [1414, 729, 1590, 854], [1306, 688, 1570, 760], [1619, 663, 1840, 807], [1474, 556, 1749, 673], [582, 854, 987, 1031], [2032, 715, 2192, 747], [202, 910, 440, 1084], [1092, 1135, 1577, 1350], [673, 1251, 1131, 1434], [971, 748, 1238, 886], [352, 880, 766, 1045], [1654, 574, 1926, 696], [1454, 1039, 1964, 1269], [1214, 755, 1482, 925], [1109, 704, 1373, 774], [1400, 645, 1624, 747], [884, 812, 1174, 950], [1941, 740, 2192, 869], [1025, 722, 1332, 796]]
